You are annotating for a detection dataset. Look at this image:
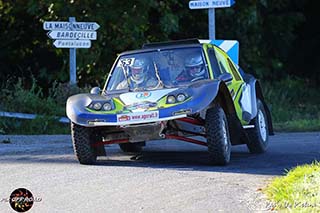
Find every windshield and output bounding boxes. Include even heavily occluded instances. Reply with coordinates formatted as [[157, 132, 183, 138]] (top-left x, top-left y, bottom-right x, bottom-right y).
[[106, 47, 209, 91]]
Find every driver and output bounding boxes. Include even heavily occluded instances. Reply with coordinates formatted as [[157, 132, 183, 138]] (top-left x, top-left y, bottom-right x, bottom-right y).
[[176, 54, 206, 82], [117, 57, 158, 90]]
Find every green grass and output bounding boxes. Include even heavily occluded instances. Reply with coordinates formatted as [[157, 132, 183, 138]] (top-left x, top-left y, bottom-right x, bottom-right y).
[[264, 162, 320, 212], [274, 119, 320, 132]]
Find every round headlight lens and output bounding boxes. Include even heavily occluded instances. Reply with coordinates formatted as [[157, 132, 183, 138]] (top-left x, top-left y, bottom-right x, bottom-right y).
[[103, 102, 112, 111], [177, 94, 186, 102], [93, 102, 102, 110], [167, 95, 176, 104]]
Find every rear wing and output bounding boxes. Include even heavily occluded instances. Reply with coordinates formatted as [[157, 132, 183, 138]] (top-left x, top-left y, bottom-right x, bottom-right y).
[[199, 40, 239, 65]]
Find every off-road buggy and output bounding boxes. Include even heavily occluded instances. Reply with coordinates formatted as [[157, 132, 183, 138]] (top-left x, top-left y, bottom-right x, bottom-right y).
[[67, 39, 273, 165]]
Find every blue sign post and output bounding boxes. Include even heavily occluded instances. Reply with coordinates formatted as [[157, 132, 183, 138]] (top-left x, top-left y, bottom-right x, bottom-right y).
[[189, 0, 235, 40]]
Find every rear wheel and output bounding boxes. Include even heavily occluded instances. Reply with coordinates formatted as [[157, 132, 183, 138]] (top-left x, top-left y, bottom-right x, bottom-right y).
[[205, 105, 231, 165], [119, 142, 144, 153], [71, 122, 101, 165], [246, 99, 269, 153]]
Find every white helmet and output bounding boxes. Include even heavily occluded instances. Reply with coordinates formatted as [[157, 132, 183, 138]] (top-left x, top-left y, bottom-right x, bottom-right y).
[[130, 57, 149, 84], [185, 54, 205, 77]]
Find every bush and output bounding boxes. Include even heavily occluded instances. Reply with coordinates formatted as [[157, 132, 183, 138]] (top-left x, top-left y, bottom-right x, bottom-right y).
[[0, 78, 88, 134], [262, 77, 320, 131], [0, 78, 64, 116]]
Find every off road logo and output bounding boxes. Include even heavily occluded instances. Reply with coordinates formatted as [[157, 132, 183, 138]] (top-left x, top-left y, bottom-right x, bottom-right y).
[[136, 92, 151, 99], [9, 188, 35, 212]]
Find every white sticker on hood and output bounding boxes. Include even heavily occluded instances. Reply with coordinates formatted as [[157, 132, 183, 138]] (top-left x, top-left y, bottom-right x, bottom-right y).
[[119, 88, 178, 105]]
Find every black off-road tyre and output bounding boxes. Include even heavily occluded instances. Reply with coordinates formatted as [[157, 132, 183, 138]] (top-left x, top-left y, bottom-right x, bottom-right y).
[[119, 142, 144, 153], [71, 122, 98, 165], [246, 99, 269, 153], [205, 105, 232, 165]]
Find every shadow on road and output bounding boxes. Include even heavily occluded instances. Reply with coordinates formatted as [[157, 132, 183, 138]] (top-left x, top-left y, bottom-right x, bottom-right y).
[[0, 132, 319, 176], [93, 145, 319, 176]]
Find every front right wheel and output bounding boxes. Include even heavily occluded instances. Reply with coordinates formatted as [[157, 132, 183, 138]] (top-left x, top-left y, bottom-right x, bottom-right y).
[[205, 105, 231, 165]]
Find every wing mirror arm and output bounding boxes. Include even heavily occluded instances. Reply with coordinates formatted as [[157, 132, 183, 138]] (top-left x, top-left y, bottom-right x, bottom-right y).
[[218, 73, 233, 83]]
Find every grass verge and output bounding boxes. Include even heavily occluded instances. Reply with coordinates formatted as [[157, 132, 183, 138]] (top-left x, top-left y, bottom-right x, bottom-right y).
[[264, 161, 320, 212], [274, 119, 320, 132]]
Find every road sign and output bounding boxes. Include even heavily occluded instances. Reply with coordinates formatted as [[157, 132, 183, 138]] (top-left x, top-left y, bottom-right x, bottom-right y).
[[53, 40, 91, 48], [189, 0, 235, 9], [189, 0, 235, 39], [43, 17, 99, 86], [47, 30, 97, 40], [43, 21, 100, 31]]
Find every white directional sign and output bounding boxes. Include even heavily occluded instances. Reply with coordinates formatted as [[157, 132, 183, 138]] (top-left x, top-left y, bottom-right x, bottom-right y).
[[43, 21, 100, 31], [53, 40, 91, 48], [43, 17, 99, 85], [189, 0, 235, 9], [47, 30, 97, 40]]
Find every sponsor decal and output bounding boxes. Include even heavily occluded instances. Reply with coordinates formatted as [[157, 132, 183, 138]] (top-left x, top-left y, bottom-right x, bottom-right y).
[[119, 88, 177, 105], [135, 92, 151, 99], [117, 111, 159, 123], [118, 115, 131, 122], [125, 102, 157, 111]]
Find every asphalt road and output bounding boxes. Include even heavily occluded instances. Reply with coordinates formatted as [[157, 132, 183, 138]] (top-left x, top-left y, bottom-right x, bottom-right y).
[[0, 132, 319, 212]]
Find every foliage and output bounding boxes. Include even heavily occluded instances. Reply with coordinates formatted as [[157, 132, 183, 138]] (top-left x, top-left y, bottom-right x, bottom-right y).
[[263, 77, 320, 123], [0, 78, 73, 135], [0, 117, 69, 135], [0, 1, 319, 134], [1, 0, 318, 87], [0, 78, 65, 116], [263, 77, 320, 131], [264, 161, 320, 212]]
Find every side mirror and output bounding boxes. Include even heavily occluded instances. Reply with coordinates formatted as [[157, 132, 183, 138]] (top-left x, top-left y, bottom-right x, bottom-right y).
[[218, 73, 233, 82], [90, 87, 101, 95]]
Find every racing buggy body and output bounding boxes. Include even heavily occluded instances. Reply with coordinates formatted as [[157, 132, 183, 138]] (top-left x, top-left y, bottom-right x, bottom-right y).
[[67, 39, 273, 165]]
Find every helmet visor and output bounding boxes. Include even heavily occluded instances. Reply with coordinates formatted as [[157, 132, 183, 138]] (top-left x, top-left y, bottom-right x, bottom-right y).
[[132, 67, 143, 75], [187, 65, 202, 77]]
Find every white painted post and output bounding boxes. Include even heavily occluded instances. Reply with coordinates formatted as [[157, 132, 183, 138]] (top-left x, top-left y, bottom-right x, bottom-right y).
[[69, 17, 77, 85]]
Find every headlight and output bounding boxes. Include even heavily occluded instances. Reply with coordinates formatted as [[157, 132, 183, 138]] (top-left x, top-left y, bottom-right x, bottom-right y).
[[177, 93, 186, 102], [167, 95, 176, 104], [93, 102, 102, 110], [103, 102, 112, 111]]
